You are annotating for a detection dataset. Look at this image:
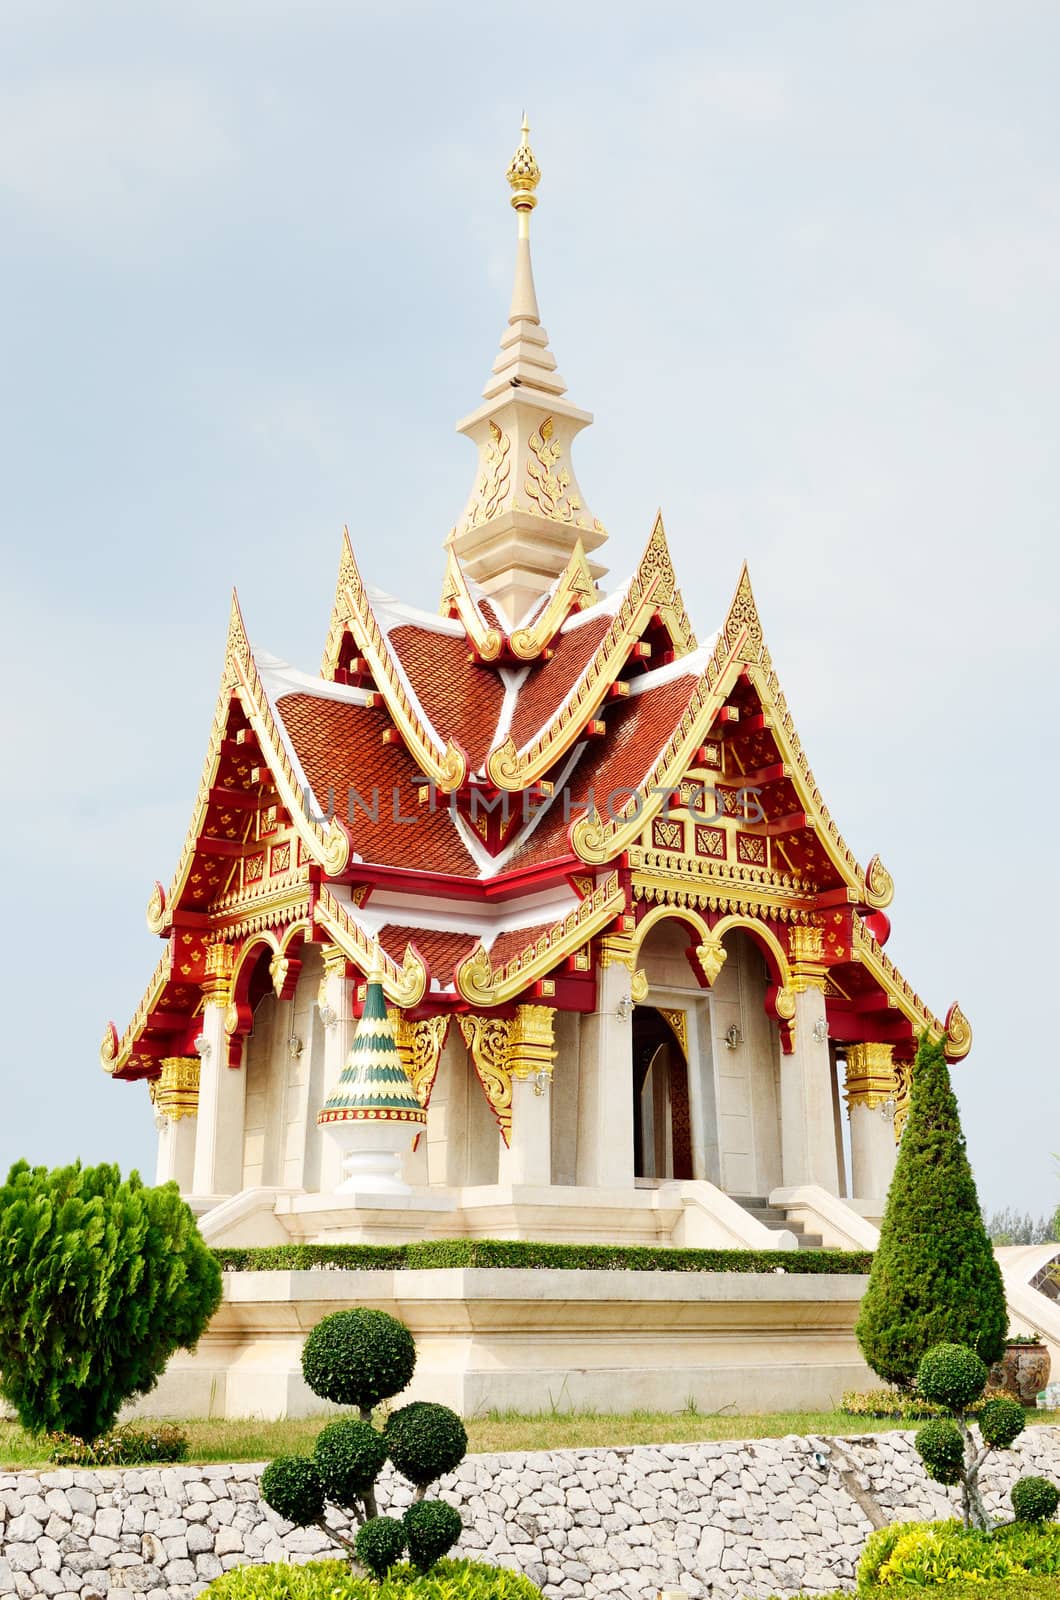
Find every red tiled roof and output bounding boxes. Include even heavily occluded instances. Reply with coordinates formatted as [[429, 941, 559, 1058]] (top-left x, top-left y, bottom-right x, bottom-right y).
[[387, 624, 506, 773], [507, 615, 613, 751], [376, 922, 479, 984], [275, 693, 479, 876], [508, 672, 702, 870], [488, 920, 558, 969]]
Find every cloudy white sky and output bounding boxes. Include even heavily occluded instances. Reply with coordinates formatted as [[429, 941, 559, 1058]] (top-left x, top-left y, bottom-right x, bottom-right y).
[[1, 2, 1057, 1216]]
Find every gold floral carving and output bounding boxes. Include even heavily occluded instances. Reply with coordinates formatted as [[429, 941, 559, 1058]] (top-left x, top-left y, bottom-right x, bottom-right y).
[[725, 562, 766, 666], [438, 549, 504, 662], [320, 530, 468, 791], [509, 540, 597, 660], [629, 857, 817, 925], [146, 881, 167, 935], [774, 988, 797, 1022], [893, 1057, 913, 1140], [314, 884, 427, 1008], [395, 1014, 451, 1108], [153, 1056, 201, 1121], [630, 968, 649, 1003], [455, 872, 625, 1004], [696, 937, 728, 986], [509, 1005, 556, 1081], [459, 1014, 513, 1145], [460, 421, 512, 532], [525, 417, 579, 523], [657, 1008, 688, 1057], [789, 925, 824, 964], [487, 516, 705, 792]]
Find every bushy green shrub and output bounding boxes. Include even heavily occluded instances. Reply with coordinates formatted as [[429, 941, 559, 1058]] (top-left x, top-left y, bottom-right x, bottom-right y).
[[386, 1402, 468, 1487], [302, 1309, 417, 1413], [915, 1419, 965, 1486], [1012, 1476, 1060, 1523], [355, 1517, 406, 1579], [260, 1456, 325, 1526], [978, 1396, 1026, 1450], [404, 1500, 463, 1572], [315, 1418, 389, 1500], [857, 1518, 1060, 1589], [214, 1238, 874, 1274], [841, 1388, 948, 1421], [0, 1161, 222, 1440], [855, 1036, 1006, 1390], [917, 1344, 988, 1411], [47, 1421, 188, 1465], [203, 1558, 543, 1600]]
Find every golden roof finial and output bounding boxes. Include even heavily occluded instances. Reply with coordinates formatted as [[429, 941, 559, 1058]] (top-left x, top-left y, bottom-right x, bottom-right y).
[[506, 111, 540, 214]]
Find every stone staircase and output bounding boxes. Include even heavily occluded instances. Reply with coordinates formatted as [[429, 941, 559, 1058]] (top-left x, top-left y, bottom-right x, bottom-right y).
[[736, 1195, 827, 1250]]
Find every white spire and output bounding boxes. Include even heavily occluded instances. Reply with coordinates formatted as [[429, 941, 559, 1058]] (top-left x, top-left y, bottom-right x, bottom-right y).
[[449, 118, 608, 627]]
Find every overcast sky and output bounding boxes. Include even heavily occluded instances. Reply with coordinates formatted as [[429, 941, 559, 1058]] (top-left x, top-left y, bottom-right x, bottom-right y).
[[2, 1, 1057, 1218]]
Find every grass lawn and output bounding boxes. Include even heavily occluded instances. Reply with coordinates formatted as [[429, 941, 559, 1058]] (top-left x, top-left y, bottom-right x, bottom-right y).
[[1, 1408, 1057, 1470]]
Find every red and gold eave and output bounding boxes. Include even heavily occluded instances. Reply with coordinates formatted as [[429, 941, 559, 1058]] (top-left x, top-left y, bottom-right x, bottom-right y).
[[103, 517, 971, 1084]]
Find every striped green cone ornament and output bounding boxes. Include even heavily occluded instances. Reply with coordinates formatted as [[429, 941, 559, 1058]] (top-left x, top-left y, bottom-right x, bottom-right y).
[[318, 971, 426, 1128]]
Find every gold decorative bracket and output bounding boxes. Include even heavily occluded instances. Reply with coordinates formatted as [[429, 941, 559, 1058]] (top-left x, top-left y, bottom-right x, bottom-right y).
[[459, 1014, 513, 1145], [396, 1014, 452, 1109]]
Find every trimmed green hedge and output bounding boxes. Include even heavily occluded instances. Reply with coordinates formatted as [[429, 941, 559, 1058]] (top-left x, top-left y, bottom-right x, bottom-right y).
[[205, 1558, 542, 1600], [213, 1239, 872, 1274]]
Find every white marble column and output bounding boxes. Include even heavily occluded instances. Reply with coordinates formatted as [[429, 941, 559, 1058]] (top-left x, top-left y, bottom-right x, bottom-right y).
[[191, 1001, 247, 1198], [499, 1076, 552, 1186], [844, 1043, 900, 1201], [576, 954, 635, 1189], [153, 1056, 199, 1193], [780, 983, 840, 1192], [317, 948, 355, 1193]]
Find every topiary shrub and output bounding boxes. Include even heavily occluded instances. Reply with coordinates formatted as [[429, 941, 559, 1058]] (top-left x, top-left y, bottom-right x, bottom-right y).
[[261, 1456, 326, 1527], [260, 1307, 465, 1576], [354, 1516, 406, 1579], [403, 1500, 463, 1573], [315, 1419, 389, 1502], [302, 1309, 417, 1416], [0, 1161, 222, 1440], [917, 1344, 989, 1412], [979, 1396, 1026, 1450], [385, 1402, 468, 1489], [1012, 1476, 1060, 1523], [909, 1342, 1030, 1531], [855, 1035, 1006, 1391]]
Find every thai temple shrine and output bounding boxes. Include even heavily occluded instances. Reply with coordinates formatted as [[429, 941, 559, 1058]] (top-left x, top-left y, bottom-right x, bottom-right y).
[[102, 121, 972, 1257]]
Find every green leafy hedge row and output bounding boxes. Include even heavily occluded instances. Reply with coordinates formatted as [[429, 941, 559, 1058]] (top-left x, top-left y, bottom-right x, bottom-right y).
[[213, 1239, 873, 1274], [205, 1558, 543, 1600]]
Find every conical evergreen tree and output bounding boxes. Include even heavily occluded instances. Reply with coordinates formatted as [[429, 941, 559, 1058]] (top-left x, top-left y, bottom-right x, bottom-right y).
[[855, 1033, 1006, 1389]]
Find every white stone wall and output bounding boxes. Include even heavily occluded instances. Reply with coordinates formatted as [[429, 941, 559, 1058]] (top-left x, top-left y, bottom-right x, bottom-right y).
[[3, 1427, 1058, 1600], [241, 949, 326, 1193]]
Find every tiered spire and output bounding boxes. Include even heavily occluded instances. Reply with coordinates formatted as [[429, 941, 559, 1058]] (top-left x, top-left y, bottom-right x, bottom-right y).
[[448, 118, 607, 627]]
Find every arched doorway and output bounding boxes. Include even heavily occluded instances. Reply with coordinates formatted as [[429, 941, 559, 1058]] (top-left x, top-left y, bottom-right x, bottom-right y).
[[632, 1007, 693, 1181]]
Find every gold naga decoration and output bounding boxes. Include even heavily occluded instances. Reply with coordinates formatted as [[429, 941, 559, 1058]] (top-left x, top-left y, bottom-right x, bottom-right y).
[[455, 872, 625, 1004], [148, 593, 351, 950], [486, 515, 697, 791], [508, 540, 597, 660], [320, 530, 468, 791], [439, 546, 505, 661], [314, 883, 428, 1008], [395, 1014, 451, 1110]]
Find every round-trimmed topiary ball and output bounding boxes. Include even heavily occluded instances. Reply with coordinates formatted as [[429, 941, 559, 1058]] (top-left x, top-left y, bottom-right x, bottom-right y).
[[354, 1514, 407, 1578], [260, 1455, 325, 1526], [1012, 1475, 1060, 1523], [301, 1308, 416, 1410], [914, 1417, 965, 1485], [979, 1395, 1026, 1450], [313, 1417, 388, 1503], [404, 1498, 463, 1573], [385, 1400, 468, 1487], [916, 1343, 988, 1412]]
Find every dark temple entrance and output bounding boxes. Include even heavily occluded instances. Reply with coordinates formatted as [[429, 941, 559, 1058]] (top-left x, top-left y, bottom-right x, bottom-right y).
[[632, 1006, 693, 1181]]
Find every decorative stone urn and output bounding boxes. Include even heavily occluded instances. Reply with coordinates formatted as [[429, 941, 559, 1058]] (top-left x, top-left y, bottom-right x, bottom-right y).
[[988, 1339, 1052, 1407]]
